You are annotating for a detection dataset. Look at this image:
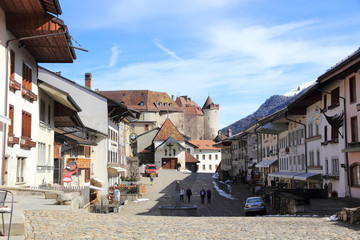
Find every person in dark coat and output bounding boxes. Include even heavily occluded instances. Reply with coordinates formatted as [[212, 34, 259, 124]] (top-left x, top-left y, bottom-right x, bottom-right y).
[[206, 189, 212, 203], [186, 187, 192, 203], [200, 189, 206, 204]]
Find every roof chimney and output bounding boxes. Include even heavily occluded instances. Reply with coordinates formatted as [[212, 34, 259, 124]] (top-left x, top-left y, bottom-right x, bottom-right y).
[[227, 129, 232, 137], [171, 95, 174, 100], [85, 73, 92, 89]]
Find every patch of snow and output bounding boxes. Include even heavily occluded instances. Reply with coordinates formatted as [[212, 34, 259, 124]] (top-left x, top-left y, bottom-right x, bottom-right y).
[[322, 214, 338, 221], [212, 172, 219, 179], [283, 81, 316, 97], [212, 180, 237, 200], [133, 198, 150, 203]]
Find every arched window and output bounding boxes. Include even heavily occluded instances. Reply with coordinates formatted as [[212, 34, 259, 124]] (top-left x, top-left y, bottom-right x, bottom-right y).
[[169, 103, 173, 108], [139, 101, 144, 106], [173, 149, 176, 156], [165, 149, 167, 156]]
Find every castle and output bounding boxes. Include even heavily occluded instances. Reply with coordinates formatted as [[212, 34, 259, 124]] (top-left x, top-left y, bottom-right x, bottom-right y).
[[99, 90, 219, 140]]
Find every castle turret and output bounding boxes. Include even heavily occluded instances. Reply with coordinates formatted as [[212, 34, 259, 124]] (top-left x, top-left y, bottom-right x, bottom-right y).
[[202, 96, 219, 140]]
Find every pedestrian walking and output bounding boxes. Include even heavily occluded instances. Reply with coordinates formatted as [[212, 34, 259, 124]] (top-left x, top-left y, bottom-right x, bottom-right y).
[[186, 187, 192, 203], [150, 174, 154, 186], [180, 187, 185, 202], [206, 189, 212, 204], [200, 189, 206, 204]]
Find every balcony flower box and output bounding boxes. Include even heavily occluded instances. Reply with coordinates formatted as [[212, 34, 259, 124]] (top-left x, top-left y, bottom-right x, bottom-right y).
[[8, 133, 19, 146], [20, 137, 36, 148]]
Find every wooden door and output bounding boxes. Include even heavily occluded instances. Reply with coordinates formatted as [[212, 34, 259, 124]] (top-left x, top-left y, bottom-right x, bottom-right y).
[[162, 158, 177, 169]]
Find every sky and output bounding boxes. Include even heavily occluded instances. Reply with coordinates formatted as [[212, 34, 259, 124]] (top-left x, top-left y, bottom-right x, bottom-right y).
[[42, 0, 360, 129]]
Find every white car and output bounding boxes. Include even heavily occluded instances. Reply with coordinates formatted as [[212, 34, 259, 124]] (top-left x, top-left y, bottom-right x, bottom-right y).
[[244, 197, 266, 216]]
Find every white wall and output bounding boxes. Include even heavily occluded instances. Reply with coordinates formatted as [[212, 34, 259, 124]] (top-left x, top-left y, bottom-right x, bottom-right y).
[[195, 149, 221, 173]]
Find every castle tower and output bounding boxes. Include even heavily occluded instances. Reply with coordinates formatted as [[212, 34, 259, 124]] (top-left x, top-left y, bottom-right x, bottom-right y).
[[202, 96, 219, 140]]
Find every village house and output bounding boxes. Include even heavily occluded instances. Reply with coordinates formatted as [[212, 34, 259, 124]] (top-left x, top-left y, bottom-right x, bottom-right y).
[[190, 140, 221, 173], [0, 0, 77, 186]]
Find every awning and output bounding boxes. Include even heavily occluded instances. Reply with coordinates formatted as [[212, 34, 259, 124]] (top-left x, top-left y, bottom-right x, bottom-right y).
[[293, 173, 321, 180], [255, 160, 278, 168], [269, 171, 304, 179], [108, 167, 126, 172], [38, 82, 81, 112], [0, 115, 11, 125]]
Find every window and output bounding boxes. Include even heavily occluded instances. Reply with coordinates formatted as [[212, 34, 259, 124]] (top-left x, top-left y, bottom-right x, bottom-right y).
[[350, 164, 360, 186], [301, 154, 305, 170], [47, 104, 51, 124], [38, 142, 46, 165], [139, 101, 144, 106], [309, 151, 314, 166], [22, 63, 32, 91], [330, 87, 340, 107], [17, 157, 25, 183], [196, 154, 199, 159], [145, 124, 149, 131], [215, 164, 218, 169], [331, 158, 339, 176], [325, 158, 329, 175], [169, 103, 172, 108], [331, 126, 338, 141], [316, 150, 320, 166], [202, 165, 205, 170], [164, 103, 167, 107], [209, 155, 212, 160], [323, 94, 327, 110], [351, 116, 358, 142], [22, 111, 32, 138], [48, 144, 51, 165], [165, 149, 167, 156], [9, 105, 14, 134], [173, 149, 176, 156], [158, 102, 162, 107], [209, 165, 212, 170], [202, 155, 205, 160], [324, 126, 328, 142], [215, 154, 218, 160], [40, 100, 46, 122], [10, 50, 15, 79], [349, 76, 356, 103]]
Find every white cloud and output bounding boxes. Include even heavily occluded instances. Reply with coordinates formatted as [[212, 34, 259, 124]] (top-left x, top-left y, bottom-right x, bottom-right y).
[[154, 41, 184, 61], [109, 45, 121, 68]]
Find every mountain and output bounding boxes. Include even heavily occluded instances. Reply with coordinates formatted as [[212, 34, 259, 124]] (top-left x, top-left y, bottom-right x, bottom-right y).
[[221, 82, 315, 135]]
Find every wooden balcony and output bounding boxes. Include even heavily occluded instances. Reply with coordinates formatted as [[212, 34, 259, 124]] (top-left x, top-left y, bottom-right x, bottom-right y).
[[8, 133, 19, 146], [9, 77, 21, 91], [20, 136, 36, 148], [22, 86, 37, 101]]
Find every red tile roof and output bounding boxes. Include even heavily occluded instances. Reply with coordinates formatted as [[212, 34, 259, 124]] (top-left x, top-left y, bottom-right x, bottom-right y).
[[98, 90, 182, 112], [185, 152, 199, 163], [189, 140, 218, 150], [154, 119, 185, 141], [175, 96, 204, 116]]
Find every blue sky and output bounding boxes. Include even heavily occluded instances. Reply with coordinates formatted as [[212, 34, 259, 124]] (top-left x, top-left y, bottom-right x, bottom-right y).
[[42, 0, 360, 129]]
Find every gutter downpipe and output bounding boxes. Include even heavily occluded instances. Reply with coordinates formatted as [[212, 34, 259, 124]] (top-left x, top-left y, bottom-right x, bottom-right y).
[[2, 31, 68, 184], [317, 87, 351, 198], [285, 112, 307, 189]]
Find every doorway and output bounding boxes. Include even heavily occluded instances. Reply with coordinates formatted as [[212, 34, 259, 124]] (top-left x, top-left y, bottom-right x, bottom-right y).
[[162, 158, 177, 169]]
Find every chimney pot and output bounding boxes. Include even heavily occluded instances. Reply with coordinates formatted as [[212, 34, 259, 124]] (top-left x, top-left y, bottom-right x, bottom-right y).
[[85, 73, 91, 89]]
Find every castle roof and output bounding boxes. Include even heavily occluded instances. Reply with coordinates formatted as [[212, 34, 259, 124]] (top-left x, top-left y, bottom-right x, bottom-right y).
[[175, 96, 204, 116], [99, 90, 182, 112], [154, 119, 185, 141], [189, 140, 218, 150], [202, 96, 214, 109]]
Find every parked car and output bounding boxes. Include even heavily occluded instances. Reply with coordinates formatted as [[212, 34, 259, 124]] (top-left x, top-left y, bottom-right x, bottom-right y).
[[145, 164, 159, 177], [244, 196, 266, 216]]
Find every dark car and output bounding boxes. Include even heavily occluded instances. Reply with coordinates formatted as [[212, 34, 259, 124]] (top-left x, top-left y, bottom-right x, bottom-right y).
[[244, 196, 266, 216]]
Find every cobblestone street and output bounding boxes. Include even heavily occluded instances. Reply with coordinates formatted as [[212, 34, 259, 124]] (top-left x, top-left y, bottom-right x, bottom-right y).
[[24, 170, 360, 239]]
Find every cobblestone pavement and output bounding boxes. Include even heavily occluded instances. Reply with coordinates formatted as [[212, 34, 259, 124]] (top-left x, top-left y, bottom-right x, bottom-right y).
[[24, 170, 360, 239]]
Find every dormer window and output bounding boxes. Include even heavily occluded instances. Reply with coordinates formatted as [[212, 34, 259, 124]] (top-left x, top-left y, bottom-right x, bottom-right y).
[[164, 103, 167, 107], [158, 102, 162, 107], [120, 101, 125, 105], [169, 103, 172, 108], [139, 101, 144, 106]]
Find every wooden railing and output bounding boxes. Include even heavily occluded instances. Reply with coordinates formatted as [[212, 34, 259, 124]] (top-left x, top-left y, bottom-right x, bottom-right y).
[[20, 136, 36, 148], [9, 77, 21, 91], [8, 133, 19, 146], [22, 86, 37, 101]]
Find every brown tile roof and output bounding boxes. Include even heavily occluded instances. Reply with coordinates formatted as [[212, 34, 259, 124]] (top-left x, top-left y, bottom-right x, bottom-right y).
[[98, 90, 182, 112], [175, 96, 204, 116], [154, 119, 185, 141], [185, 151, 199, 163], [189, 140, 218, 150]]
